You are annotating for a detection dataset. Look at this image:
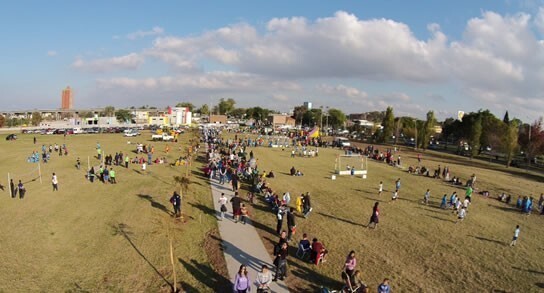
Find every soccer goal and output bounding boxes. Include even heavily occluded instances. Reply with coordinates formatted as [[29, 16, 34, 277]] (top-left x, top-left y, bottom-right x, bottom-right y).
[[334, 154, 368, 176], [7, 163, 43, 194]]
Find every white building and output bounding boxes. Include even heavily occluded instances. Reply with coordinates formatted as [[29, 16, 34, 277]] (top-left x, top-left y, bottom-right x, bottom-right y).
[[168, 107, 192, 126], [303, 101, 312, 110]]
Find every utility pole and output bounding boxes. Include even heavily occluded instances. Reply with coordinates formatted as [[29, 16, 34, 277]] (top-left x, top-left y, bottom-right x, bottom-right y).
[[414, 118, 418, 150]]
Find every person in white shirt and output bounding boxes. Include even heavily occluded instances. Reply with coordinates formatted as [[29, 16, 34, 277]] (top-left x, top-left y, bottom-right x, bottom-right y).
[[255, 265, 272, 291], [456, 207, 466, 223], [52, 173, 59, 191], [378, 181, 383, 196], [510, 225, 520, 246], [218, 193, 228, 220]]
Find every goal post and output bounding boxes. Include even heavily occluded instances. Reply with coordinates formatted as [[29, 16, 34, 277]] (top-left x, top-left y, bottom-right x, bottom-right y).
[[335, 154, 368, 176]]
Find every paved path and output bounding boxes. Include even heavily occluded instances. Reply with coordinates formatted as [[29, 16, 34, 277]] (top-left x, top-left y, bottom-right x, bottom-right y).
[[210, 179, 289, 292]]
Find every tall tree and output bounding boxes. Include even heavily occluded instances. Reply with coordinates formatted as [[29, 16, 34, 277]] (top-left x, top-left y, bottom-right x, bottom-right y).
[[379, 107, 395, 143], [215, 98, 236, 115], [103, 106, 115, 117], [503, 120, 519, 167], [196, 104, 210, 115], [470, 115, 482, 158], [327, 108, 346, 129], [292, 106, 307, 126], [175, 102, 195, 111], [503, 111, 510, 124], [31, 112, 42, 126], [420, 111, 436, 149], [0, 115, 5, 128], [115, 109, 132, 123]]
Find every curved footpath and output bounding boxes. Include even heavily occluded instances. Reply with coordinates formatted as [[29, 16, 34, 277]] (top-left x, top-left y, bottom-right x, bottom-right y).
[[210, 179, 289, 292]]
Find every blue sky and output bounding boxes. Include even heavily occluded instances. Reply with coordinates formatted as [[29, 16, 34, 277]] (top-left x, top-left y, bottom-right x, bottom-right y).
[[2, 0, 544, 121]]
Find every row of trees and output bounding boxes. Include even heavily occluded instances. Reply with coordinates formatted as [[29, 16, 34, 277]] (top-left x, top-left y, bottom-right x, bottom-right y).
[[378, 107, 544, 168]]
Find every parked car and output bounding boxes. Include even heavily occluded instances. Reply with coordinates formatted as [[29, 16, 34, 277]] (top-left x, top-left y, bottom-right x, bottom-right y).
[[151, 133, 175, 141], [6, 134, 17, 141], [124, 130, 140, 137]]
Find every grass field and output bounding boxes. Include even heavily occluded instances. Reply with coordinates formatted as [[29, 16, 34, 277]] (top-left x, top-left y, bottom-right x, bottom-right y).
[[241, 141, 544, 292], [0, 132, 228, 292]]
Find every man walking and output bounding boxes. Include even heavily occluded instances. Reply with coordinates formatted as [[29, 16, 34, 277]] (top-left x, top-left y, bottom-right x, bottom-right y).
[[10, 179, 16, 198], [287, 208, 296, 242], [52, 173, 59, 191], [170, 191, 181, 218], [230, 192, 242, 223], [110, 168, 116, 184]]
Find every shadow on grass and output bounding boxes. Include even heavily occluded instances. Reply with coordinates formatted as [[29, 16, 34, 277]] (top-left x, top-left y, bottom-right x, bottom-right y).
[[536, 283, 544, 288], [179, 258, 231, 293], [469, 235, 505, 246], [287, 256, 345, 292], [316, 211, 364, 227], [188, 202, 218, 218], [511, 266, 544, 275], [112, 223, 174, 292], [488, 204, 521, 214], [137, 194, 172, 215], [425, 214, 456, 223]]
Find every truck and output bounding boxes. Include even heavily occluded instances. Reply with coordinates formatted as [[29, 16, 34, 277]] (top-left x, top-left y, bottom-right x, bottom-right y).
[[151, 133, 175, 141]]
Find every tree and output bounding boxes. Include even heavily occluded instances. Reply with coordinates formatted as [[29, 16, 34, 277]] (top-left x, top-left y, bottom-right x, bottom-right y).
[[215, 98, 236, 115], [470, 115, 482, 159], [115, 109, 132, 123], [175, 102, 195, 111], [0, 115, 4, 128], [103, 106, 115, 117], [379, 107, 395, 143], [503, 111, 510, 124], [503, 120, 519, 167], [420, 111, 436, 149], [196, 104, 210, 115], [327, 108, 346, 129], [292, 106, 307, 126], [31, 112, 42, 126], [173, 175, 191, 198], [230, 108, 246, 119]]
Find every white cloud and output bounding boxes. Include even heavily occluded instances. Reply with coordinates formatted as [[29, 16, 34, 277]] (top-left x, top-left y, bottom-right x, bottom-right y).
[[47, 50, 57, 57], [126, 26, 164, 40], [75, 9, 544, 119], [72, 53, 144, 72]]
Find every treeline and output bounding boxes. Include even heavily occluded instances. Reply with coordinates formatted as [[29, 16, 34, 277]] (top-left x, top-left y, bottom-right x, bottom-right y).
[[376, 107, 544, 168]]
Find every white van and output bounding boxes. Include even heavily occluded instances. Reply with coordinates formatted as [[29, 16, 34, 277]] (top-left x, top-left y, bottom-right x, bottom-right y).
[[334, 137, 351, 147], [73, 128, 85, 134]]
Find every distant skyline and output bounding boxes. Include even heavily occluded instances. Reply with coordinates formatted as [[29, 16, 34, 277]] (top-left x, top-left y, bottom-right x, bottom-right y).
[[2, 1, 544, 121]]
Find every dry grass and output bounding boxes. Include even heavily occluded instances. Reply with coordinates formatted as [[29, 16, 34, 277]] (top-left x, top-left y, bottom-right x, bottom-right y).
[[0, 132, 225, 292], [244, 142, 544, 292]]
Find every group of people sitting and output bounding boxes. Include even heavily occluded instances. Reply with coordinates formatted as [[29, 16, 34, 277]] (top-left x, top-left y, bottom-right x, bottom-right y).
[[297, 233, 329, 265]]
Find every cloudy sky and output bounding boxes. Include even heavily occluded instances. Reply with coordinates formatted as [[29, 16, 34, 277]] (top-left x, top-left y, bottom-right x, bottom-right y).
[[2, 0, 544, 121]]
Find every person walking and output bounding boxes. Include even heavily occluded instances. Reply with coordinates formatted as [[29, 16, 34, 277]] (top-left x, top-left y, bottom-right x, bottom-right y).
[[423, 189, 430, 205], [230, 192, 242, 223], [18, 180, 25, 199], [510, 225, 520, 246], [10, 179, 16, 198], [52, 173, 59, 191], [170, 191, 181, 218], [273, 242, 288, 281], [368, 202, 380, 229], [110, 168, 116, 184], [276, 206, 285, 234], [378, 181, 383, 196], [303, 192, 312, 218], [395, 178, 401, 191], [233, 264, 251, 293], [240, 204, 249, 224], [286, 207, 296, 241], [256, 265, 273, 293], [124, 155, 129, 168], [218, 192, 228, 220]]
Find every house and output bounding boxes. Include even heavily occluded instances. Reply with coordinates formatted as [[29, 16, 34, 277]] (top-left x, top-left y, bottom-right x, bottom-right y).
[[268, 114, 296, 127], [209, 115, 228, 124]]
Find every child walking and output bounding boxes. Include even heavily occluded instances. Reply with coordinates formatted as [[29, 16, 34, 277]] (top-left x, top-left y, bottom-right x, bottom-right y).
[[510, 225, 520, 246]]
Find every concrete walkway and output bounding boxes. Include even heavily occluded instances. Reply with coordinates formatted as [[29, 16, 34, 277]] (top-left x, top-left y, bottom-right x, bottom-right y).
[[210, 179, 289, 292]]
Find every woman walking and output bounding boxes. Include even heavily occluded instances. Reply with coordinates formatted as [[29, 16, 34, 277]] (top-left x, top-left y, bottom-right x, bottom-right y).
[[368, 202, 379, 229], [233, 264, 251, 293], [218, 193, 228, 220]]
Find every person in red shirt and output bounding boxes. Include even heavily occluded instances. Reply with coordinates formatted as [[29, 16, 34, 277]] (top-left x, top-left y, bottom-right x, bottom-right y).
[[310, 238, 328, 265]]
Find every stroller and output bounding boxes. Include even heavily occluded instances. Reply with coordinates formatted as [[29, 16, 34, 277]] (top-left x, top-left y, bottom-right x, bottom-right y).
[[341, 271, 367, 293]]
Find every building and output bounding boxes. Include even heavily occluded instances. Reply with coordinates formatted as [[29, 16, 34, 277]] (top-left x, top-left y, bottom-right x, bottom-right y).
[[303, 101, 312, 110], [268, 114, 296, 127], [167, 106, 192, 126], [209, 115, 228, 124], [148, 116, 169, 126], [61, 86, 73, 110]]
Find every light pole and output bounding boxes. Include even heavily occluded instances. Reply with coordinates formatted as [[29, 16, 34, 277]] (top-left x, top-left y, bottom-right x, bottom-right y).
[[414, 118, 418, 151], [320, 106, 323, 136]]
